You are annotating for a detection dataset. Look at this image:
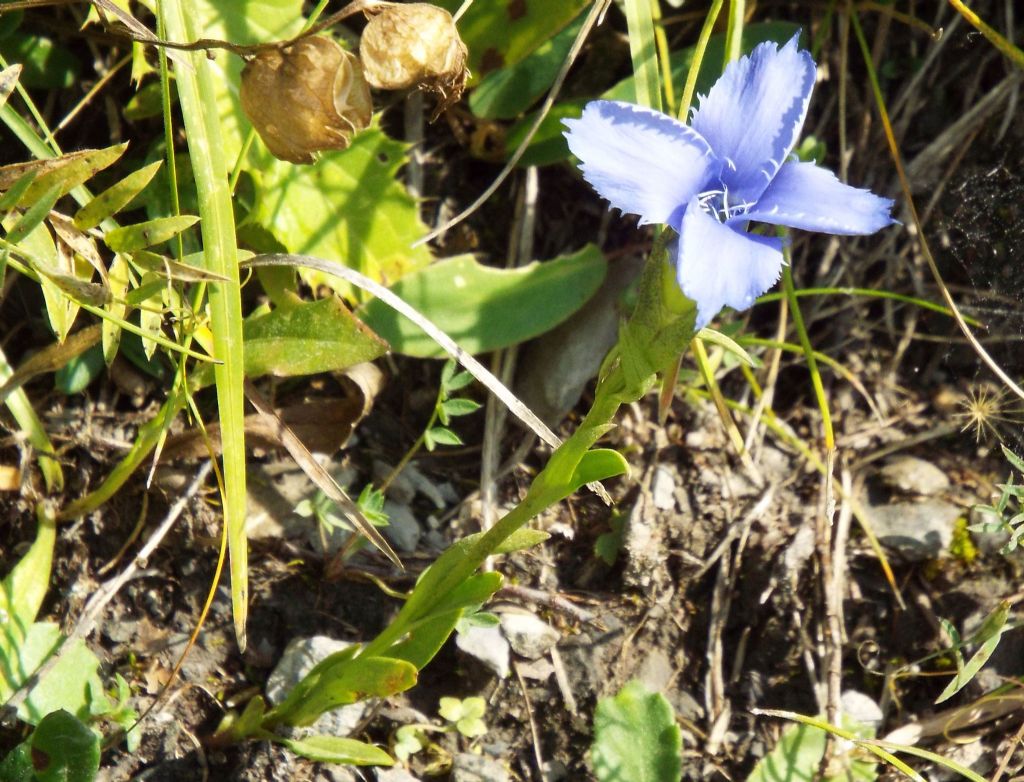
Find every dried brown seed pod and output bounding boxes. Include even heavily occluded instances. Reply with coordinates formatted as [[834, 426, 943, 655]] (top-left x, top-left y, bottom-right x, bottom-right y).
[[240, 36, 372, 165], [359, 3, 468, 115]]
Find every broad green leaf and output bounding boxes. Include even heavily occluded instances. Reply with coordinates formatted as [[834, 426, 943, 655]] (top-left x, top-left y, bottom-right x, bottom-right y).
[[104, 215, 200, 253], [74, 160, 162, 230], [592, 681, 682, 782], [505, 99, 587, 168], [0, 35, 79, 89], [746, 721, 877, 782], [359, 245, 607, 357], [19, 633, 105, 725], [388, 612, 462, 670], [0, 621, 60, 704], [0, 741, 33, 781], [29, 710, 100, 782], [242, 297, 389, 378], [560, 449, 629, 501], [469, 15, 583, 119], [275, 735, 393, 766], [248, 130, 434, 298], [0, 503, 56, 665], [432, 0, 587, 80], [55, 344, 104, 395]]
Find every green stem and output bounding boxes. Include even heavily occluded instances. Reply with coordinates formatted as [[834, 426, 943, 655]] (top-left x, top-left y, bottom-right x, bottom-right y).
[[361, 369, 626, 658], [781, 259, 834, 450]]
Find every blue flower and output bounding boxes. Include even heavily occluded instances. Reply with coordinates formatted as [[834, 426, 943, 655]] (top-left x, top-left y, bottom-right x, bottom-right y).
[[563, 35, 895, 329]]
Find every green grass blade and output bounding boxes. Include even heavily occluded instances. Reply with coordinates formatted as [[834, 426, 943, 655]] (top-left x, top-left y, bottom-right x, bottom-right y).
[[781, 256, 834, 451], [161, 0, 249, 650], [622, 0, 661, 109], [0, 345, 62, 493]]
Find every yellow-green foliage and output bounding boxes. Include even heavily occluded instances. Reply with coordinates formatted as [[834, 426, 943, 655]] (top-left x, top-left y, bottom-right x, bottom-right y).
[[949, 517, 978, 565]]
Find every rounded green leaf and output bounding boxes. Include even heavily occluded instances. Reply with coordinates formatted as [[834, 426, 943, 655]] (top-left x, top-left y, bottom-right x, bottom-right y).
[[30, 710, 100, 782], [592, 681, 681, 782]]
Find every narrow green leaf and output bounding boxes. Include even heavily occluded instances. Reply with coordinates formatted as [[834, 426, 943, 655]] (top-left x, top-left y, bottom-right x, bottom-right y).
[[275, 735, 393, 766], [161, 0, 250, 649], [469, 15, 584, 119], [441, 398, 482, 418], [426, 427, 463, 448], [19, 144, 127, 207], [104, 215, 199, 253], [29, 710, 100, 782], [622, 0, 661, 109], [359, 246, 607, 358], [73, 160, 163, 230], [936, 601, 1011, 704], [272, 656, 417, 727], [592, 681, 681, 782], [0, 170, 37, 212], [5, 182, 62, 245]]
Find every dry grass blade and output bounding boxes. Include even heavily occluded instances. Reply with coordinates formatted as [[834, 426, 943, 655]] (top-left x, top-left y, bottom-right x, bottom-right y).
[[243, 378, 402, 568]]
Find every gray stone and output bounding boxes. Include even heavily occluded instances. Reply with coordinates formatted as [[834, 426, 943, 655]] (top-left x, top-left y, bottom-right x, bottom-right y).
[[865, 500, 962, 561], [376, 769, 422, 782], [500, 613, 560, 660], [382, 501, 422, 553], [650, 465, 677, 510], [541, 760, 568, 781], [451, 753, 510, 782], [636, 649, 673, 692], [455, 624, 510, 678], [841, 690, 883, 730], [879, 457, 950, 496], [266, 636, 366, 737]]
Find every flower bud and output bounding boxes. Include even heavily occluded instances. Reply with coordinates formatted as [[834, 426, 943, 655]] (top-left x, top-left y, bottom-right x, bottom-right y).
[[240, 36, 372, 165], [359, 3, 468, 113]]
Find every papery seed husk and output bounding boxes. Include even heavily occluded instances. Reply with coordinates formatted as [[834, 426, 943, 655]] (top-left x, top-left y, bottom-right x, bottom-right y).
[[359, 2, 468, 112], [240, 36, 372, 165]]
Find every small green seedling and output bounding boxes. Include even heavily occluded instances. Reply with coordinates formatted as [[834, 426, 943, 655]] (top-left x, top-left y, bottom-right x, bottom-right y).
[[423, 360, 481, 452], [438, 696, 488, 739], [968, 445, 1024, 553]]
